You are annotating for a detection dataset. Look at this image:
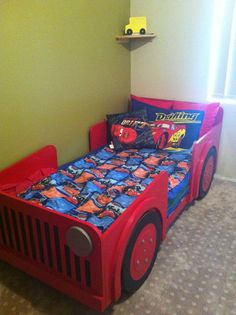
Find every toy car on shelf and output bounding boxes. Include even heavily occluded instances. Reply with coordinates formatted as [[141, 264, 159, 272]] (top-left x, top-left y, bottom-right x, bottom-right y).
[[125, 16, 147, 35]]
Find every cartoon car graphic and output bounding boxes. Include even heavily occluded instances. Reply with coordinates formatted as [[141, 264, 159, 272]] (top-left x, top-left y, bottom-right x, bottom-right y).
[[151, 121, 186, 149], [111, 124, 137, 144]]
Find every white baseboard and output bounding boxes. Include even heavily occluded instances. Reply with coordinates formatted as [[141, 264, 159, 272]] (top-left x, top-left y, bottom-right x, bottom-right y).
[[214, 174, 236, 183]]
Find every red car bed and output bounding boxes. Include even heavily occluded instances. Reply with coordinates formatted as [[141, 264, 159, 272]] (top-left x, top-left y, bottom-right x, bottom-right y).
[[0, 96, 223, 312]]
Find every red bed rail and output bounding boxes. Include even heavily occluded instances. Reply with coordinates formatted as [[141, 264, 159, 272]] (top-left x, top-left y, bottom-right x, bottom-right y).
[[0, 145, 58, 195], [89, 120, 108, 151]]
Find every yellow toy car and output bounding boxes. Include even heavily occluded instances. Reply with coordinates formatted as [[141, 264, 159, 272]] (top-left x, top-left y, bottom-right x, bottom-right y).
[[125, 16, 147, 35]]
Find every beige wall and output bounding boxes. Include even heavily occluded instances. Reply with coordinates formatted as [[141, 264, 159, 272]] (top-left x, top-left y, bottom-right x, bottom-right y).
[[217, 104, 236, 181], [131, 0, 236, 180], [0, 0, 130, 169]]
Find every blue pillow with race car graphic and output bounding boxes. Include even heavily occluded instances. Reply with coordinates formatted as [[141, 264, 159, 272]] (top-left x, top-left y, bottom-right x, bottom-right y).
[[149, 109, 205, 149], [130, 95, 205, 149]]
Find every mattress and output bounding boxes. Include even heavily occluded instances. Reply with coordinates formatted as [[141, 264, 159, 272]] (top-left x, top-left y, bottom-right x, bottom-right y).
[[18, 147, 192, 231]]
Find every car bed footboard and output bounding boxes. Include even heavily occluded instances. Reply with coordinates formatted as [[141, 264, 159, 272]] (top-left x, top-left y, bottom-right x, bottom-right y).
[[0, 193, 108, 311]]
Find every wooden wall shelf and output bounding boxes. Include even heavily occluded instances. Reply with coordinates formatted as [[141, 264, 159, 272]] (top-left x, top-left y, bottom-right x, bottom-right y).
[[115, 33, 156, 43]]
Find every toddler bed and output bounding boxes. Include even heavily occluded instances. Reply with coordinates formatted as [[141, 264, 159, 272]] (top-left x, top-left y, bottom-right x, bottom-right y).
[[0, 96, 223, 311]]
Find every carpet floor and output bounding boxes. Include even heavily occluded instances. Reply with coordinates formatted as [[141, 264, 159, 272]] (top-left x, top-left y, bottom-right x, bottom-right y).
[[0, 179, 236, 315]]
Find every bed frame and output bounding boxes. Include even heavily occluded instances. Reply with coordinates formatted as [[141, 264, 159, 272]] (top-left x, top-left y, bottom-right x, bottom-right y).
[[0, 107, 223, 312]]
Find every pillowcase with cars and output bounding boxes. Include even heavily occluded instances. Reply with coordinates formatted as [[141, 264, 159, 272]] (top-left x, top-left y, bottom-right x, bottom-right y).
[[130, 96, 204, 149], [149, 109, 205, 149], [107, 102, 205, 150], [107, 109, 147, 140], [109, 117, 155, 150], [130, 95, 220, 148]]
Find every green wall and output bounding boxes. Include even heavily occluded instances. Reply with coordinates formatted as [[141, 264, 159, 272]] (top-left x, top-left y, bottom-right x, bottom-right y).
[[0, 0, 130, 169]]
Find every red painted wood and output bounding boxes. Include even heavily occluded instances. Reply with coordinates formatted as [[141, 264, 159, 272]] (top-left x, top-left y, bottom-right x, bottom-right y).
[[89, 121, 107, 151], [130, 223, 157, 280]]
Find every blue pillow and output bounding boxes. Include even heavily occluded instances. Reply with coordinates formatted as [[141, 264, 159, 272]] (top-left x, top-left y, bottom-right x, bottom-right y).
[[155, 109, 204, 148], [131, 99, 204, 148]]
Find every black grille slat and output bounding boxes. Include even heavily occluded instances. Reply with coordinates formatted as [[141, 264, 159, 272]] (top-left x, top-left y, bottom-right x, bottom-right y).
[[44, 223, 53, 268], [36, 219, 45, 264], [19, 213, 29, 256], [0, 211, 7, 245], [27, 216, 37, 260], [74, 255, 81, 282], [65, 245, 72, 278], [10, 209, 21, 252], [3, 207, 13, 248], [53, 226, 62, 273], [85, 260, 91, 287]]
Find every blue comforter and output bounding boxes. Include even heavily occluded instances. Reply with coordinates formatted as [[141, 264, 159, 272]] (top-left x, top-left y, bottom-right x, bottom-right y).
[[18, 147, 191, 231]]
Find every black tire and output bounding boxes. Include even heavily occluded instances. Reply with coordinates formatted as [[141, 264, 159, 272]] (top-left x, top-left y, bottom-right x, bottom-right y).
[[197, 147, 217, 200], [156, 133, 168, 150], [127, 29, 133, 35], [122, 211, 162, 293], [140, 28, 146, 35]]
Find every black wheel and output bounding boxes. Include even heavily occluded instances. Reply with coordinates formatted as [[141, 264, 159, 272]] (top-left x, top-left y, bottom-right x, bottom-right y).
[[156, 133, 168, 150], [122, 211, 162, 293], [197, 147, 217, 200], [127, 29, 133, 35], [140, 28, 146, 35]]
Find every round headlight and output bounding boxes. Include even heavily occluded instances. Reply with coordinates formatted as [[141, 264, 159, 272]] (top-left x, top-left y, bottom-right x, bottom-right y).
[[66, 226, 93, 257]]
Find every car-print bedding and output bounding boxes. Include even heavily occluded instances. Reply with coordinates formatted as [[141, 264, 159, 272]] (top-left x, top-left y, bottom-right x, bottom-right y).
[[18, 147, 191, 232]]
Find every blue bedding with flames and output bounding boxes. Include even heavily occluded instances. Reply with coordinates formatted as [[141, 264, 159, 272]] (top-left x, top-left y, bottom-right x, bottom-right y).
[[18, 147, 192, 231]]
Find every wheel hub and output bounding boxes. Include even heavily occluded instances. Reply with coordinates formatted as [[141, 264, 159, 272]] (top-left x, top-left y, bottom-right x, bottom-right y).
[[130, 223, 157, 280]]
